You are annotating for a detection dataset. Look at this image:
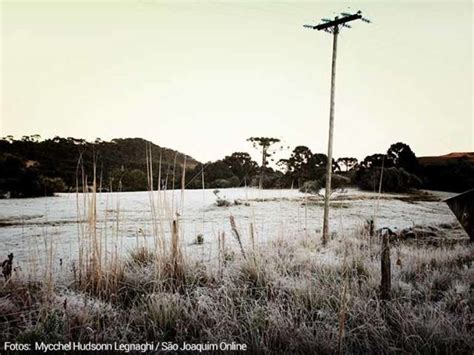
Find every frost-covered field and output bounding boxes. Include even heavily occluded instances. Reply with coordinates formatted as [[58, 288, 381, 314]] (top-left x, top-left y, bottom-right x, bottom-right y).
[[0, 188, 457, 266], [1, 188, 472, 353]]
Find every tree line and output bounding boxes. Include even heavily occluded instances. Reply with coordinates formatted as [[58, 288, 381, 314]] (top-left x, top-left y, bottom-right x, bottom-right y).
[[0, 135, 472, 198], [188, 139, 426, 192], [0, 136, 196, 197]]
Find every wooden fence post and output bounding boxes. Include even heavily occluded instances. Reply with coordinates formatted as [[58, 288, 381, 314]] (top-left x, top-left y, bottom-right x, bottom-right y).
[[380, 233, 391, 300]]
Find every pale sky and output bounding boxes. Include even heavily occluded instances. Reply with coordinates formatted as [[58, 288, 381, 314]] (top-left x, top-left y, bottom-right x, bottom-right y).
[[1, 0, 473, 163]]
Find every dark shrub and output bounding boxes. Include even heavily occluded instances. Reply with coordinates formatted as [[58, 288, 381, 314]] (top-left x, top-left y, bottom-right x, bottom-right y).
[[300, 174, 351, 194], [41, 177, 66, 195], [250, 170, 285, 189], [211, 176, 240, 188], [0, 154, 48, 197], [356, 167, 422, 193]]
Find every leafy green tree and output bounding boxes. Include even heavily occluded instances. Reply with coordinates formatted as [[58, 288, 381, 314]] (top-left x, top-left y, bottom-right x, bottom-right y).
[[387, 142, 419, 173], [356, 143, 422, 193], [359, 154, 390, 169], [30, 134, 41, 143], [0, 154, 46, 197], [222, 152, 258, 185], [336, 157, 358, 172], [301, 174, 351, 194], [279, 147, 341, 187], [250, 167, 284, 189], [356, 167, 421, 193], [1, 135, 14, 143], [311, 153, 332, 170], [122, 169, 147, 191], [205, 160, 235, 182], [42, 177, 66, 194], [279, 146, 314, 186]]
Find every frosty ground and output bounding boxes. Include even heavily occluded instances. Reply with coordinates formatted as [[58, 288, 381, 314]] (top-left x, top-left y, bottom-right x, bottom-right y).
[[0, 187, 472, 353], [0, 187, 459, 266]]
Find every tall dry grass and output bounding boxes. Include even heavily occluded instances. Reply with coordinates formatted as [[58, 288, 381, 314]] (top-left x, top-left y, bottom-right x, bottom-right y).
[[0, 152, 472, 353], [2, 230, 473, 353]]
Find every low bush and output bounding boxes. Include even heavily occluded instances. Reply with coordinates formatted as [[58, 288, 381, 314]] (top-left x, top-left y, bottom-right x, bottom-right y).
[[300, 174, 351, 194], [210, 176, 240, 188], [356, 167, 422, 193]]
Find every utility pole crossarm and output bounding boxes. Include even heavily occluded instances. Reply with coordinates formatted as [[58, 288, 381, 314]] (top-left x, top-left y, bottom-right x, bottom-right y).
[[304, 13, 362, 31]]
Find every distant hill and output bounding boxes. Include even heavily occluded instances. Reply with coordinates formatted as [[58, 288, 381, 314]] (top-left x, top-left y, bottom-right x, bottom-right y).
[[0, 137, 200, 195], [418, 152, 474, 192], [418, 152, 474, 166]]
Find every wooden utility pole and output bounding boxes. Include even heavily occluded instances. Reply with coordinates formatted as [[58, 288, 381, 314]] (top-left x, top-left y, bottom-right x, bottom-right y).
[[322, 26, 338, 245], [304, 11, 370, 245]]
